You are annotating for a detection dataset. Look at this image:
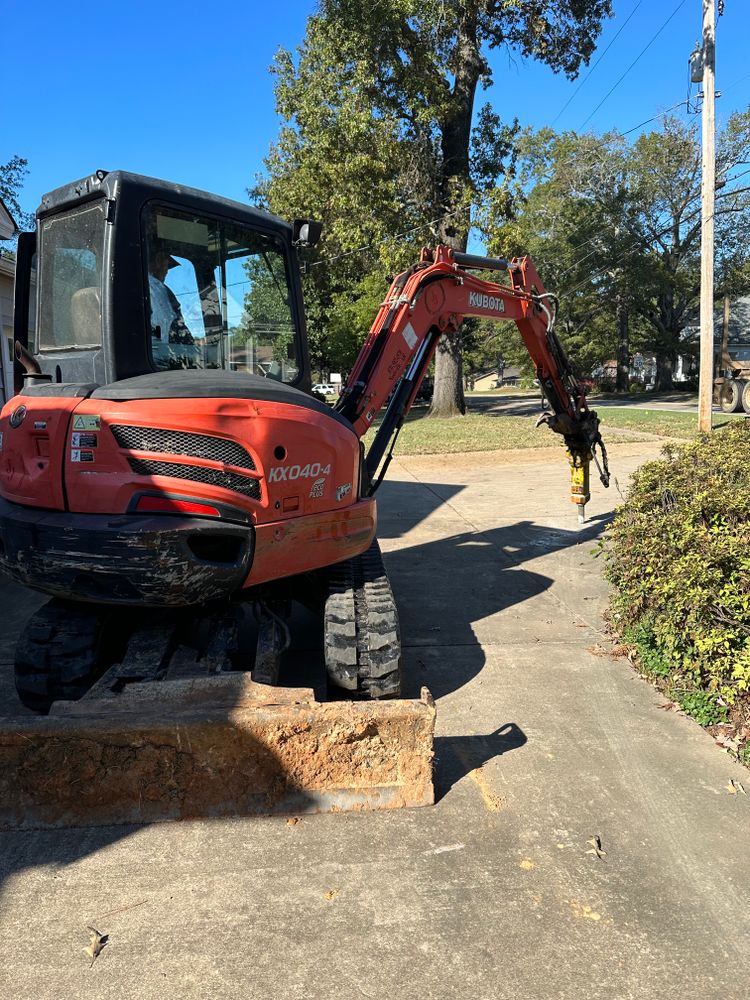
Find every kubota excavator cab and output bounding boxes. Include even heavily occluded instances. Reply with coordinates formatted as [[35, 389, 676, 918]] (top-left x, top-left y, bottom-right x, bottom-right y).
[[0, 172, 388, 714], [1, 170, 376, 604]]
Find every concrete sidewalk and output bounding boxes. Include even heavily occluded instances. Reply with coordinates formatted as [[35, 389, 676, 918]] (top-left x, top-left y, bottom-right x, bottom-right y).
[[1, 441, 749, 1000]]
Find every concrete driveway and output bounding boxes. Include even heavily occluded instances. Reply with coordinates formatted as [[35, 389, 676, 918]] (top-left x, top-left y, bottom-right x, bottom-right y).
[[1, 440, 749, 1000]]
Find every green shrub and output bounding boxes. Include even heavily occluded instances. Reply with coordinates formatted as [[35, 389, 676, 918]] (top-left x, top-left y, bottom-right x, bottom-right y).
[[677, 691, 728, 726], [603, 422, 750, 716]]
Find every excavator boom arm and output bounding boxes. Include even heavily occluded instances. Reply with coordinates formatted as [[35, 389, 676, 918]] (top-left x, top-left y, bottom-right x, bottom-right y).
[[335, 245, 609, 515]]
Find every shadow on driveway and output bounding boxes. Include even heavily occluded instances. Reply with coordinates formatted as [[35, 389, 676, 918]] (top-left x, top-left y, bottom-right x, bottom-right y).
[[0, 478, 610, 896]]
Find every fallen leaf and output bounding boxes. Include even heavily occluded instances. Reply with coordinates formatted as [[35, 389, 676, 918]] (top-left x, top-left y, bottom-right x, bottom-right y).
[[726, 779, 746, 795], [585, 835, 607, 861], [570, 900, 603, 921], [519, 858, 535, 871], [286, 817, 300, 826], [324, 889, 339, 901], [84, 926, 108, 967]]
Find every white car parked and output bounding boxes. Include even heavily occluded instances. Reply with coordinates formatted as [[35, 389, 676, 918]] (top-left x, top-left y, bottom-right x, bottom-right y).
[[312, 383, 338, 396]]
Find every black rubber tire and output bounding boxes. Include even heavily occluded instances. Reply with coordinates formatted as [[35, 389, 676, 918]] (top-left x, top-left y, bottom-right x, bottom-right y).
[[720, 379, 744, 413], [742, 380, 750, 415], [325, 540, 402, 700], [14, 600, 118, 713]]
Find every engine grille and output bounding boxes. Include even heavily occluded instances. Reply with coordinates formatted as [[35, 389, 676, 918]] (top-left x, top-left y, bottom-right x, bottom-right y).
[[111, 425, 255, 470], [127, 458, 261, 500]]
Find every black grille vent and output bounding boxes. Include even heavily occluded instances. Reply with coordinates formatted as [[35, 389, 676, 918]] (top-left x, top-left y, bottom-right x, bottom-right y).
[[111, 425, 255, 470], [127, 458, 261, 500]]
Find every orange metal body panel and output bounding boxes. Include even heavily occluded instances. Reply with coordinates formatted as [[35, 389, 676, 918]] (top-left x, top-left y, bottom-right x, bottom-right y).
[[64, 397, 360, 519], [0, 392, 373, 590], [250, 501, 376, 585], [0, 396, 78, 510]]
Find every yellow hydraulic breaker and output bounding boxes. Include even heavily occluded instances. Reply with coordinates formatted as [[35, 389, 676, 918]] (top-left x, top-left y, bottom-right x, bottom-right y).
[[568, 447, 591, 524]]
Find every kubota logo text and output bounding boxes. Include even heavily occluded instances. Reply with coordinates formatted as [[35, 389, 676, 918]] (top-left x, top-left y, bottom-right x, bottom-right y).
[[468, 291, 505, 313]]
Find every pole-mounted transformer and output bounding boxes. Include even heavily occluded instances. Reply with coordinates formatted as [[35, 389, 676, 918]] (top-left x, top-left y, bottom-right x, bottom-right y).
[[689, 43, 704, 83]]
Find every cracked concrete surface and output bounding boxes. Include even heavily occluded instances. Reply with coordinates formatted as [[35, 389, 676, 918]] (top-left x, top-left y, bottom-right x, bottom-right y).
[[1, 440, 749, 999]]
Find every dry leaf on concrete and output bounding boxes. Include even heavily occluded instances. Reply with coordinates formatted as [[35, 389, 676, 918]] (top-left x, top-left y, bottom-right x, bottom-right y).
[[725, 779, 746, 795], [586, 644, 611, 657], [585, 835, 607, 860], [84, 926, 108, 967]]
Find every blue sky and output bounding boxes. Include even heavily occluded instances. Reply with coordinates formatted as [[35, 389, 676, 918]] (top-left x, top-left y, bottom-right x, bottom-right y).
[[3, 0, 748, 221]]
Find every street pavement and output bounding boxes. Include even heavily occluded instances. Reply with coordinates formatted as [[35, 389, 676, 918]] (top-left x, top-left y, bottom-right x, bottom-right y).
[[1, 440, 749, 999]]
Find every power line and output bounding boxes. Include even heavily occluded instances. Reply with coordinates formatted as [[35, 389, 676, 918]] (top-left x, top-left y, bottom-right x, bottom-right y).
[[551, 0, 643, 126], [619, 99, 690, 136], [579, 0, 690, 129], [720, 69, 750, 97]]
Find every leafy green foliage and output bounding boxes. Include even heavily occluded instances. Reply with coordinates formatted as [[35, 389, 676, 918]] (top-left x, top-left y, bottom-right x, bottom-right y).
[[481, 112, 750, 388], [0, 154, 33, 253], [258, 1, 612, 401], [603, 423, 750, 718], [677, 691, 728, 727]]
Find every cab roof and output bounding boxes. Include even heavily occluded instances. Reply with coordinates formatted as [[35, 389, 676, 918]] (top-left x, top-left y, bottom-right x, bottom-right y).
[[37, 169, 290, 235]]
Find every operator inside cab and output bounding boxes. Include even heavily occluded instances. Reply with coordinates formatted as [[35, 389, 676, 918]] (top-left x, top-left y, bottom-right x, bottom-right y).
[[143, 204, 301, 380], [146, 242, 199, 370]]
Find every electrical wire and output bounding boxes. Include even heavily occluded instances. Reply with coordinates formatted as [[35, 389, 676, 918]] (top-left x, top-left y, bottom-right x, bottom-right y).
[[579, 0, 690, 129], [620, 99, 690, 136], [551, 0, 643, 126]]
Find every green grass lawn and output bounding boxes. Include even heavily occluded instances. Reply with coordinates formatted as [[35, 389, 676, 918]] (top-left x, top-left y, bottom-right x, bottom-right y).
[[364, 411, 565, 454], [362, 404, 746, 456], [598, 407, 746, 440]]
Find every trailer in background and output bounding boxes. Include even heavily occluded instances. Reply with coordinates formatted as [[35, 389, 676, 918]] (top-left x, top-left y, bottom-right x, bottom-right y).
[[714, 296, 750, 413]]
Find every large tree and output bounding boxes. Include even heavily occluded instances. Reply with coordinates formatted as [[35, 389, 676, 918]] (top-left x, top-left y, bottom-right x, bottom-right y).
[[482, 127, 651, 388], [626, 111, 750, 388], [260, 0, 612, 413], [484, 111, 750, 390]]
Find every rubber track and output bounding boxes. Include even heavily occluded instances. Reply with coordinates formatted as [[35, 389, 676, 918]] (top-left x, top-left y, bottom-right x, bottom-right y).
[[324, 539, 402, 699], [14, 600, 113, 712]]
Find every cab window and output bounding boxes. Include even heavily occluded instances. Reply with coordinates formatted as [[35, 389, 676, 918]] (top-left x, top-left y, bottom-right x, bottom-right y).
[[38, 201, 105, 350], [144, 205, 300, 380]]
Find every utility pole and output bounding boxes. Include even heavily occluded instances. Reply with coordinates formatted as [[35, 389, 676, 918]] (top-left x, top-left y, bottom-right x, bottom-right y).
[[698, 0, 716, 433]]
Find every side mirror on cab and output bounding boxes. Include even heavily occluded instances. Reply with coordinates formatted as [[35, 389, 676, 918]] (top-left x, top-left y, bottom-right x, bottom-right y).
[[292, 219, 323, 249]]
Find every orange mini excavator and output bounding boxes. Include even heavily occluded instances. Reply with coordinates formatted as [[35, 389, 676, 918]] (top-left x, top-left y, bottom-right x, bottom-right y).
[[0, 171, 608, 712]]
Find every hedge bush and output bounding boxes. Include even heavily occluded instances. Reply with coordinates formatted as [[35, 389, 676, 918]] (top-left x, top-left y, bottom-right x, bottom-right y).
[[603, 422, 750, 722]]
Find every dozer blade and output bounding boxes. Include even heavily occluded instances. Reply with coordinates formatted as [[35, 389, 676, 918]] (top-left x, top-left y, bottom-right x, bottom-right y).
[[0, 675, 435, 830]]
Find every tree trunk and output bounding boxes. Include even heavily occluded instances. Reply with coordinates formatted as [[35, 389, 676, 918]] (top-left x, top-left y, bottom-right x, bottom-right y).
[[616, 295, 629, 392], [429, 9, 481, 418], [430, 332, 466, 416], [655, 352, 675, 390]]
